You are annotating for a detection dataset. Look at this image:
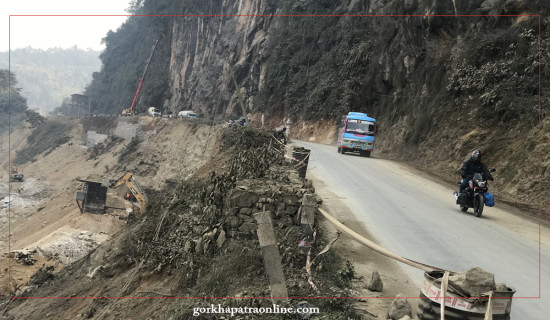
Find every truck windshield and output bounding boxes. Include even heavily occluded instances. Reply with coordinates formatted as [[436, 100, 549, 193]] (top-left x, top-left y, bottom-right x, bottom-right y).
[[345, 120, 374, 135]]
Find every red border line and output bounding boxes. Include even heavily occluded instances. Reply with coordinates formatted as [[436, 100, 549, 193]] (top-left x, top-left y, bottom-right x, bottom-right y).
[[7, 14, 542, 301]]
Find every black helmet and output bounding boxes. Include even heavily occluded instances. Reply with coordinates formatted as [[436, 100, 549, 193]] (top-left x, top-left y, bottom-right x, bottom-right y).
[[471, 150, 481, 162]]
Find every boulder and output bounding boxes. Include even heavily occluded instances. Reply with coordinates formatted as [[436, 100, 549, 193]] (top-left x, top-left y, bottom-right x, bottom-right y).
[[495, 282, 508, 292], [228, 190, 259, 208], [216, 229, 227, 248], [183, 240, 192, 253], [238, 222, 256, 233], [368, 270, 383, 292], [387, 294, 412, 320], [194, 238, 204, 254], [228, 216, 241, 228], [448, 266, 495, 296]]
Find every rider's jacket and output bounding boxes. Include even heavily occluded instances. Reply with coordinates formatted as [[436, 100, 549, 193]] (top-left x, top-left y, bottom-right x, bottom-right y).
[[460, 158, 493, 181]]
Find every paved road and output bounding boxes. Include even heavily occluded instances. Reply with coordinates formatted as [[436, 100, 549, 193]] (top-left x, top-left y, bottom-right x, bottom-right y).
[[297, 141, 548, 319]]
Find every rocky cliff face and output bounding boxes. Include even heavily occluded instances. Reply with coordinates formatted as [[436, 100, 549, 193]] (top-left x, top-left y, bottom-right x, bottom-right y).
[[87, 0, 546, 216], [165, 0, 277, 118], [164, 0, 545, 122], [160, 0, 547, 216]]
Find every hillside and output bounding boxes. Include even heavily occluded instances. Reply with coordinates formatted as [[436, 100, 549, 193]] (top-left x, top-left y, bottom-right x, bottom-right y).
[[81, 0, 548, 218]]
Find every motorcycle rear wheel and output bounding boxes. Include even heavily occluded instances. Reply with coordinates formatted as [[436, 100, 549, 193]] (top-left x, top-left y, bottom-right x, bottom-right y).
[[474, 194, 484, 217]]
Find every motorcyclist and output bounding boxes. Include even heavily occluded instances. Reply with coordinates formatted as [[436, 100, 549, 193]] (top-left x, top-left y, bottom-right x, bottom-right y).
[[459, 150, 493, 193], [277, 127, 287, 144]]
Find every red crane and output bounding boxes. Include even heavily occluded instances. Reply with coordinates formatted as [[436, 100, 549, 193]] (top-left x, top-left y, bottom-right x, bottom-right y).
[[122, 39, 159, 115]]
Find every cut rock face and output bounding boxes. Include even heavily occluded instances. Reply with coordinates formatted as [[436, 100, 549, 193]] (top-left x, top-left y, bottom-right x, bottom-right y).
[[448, 266, 496, 297]]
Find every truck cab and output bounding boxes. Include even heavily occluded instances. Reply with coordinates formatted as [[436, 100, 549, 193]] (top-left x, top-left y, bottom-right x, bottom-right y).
[[178, 110, 197, 119], [337, 112, 377, 157], [147, 107, 161, 117]]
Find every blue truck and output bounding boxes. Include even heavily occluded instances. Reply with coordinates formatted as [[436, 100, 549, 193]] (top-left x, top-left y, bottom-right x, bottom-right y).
[[337, 112, 377, 157]]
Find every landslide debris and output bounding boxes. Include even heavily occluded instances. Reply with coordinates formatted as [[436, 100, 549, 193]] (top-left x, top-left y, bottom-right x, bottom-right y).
[[4, 127, 362, 319]]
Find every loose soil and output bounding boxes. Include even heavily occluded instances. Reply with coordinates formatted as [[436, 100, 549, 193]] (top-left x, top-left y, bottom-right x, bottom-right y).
[[0, 117, 223, 299]]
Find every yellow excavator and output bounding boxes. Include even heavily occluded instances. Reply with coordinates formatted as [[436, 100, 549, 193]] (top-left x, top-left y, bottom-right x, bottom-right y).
[[10, 166, 24, 182], [108, 173, 148, 214]]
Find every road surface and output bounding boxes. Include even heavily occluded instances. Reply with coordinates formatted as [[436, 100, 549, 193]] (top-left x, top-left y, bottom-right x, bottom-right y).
[[297, 141, 548, 319]]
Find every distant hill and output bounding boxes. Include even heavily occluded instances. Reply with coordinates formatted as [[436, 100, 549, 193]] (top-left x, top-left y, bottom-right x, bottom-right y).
[[0, 47, 101, 112]]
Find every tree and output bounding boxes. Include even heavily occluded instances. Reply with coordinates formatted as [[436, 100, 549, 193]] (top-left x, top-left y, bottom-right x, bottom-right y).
[[0, 70, 28, 132]]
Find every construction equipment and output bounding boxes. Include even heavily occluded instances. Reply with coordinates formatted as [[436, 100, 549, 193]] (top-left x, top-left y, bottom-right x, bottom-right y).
[[147, 106, 161, 117], [107, 173, 148, 214], [122, 39, 159, 116], [178, 110, 197, 119], [10, 166, 24, 182]]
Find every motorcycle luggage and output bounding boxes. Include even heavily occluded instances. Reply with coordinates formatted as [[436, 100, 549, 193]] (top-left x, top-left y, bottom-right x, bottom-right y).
[[456, 190, 470, 206], [484, 192, 495, 207]]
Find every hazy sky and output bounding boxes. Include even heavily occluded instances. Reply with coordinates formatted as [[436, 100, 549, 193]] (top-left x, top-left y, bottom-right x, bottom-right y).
[[2, 0, 132, 52]]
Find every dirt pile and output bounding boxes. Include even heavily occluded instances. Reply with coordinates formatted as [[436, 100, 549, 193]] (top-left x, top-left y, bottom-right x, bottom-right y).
[[32, 230, 110, 265]]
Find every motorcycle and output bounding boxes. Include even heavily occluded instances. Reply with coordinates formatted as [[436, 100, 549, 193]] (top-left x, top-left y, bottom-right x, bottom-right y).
[[276, 130, 287, 145], [453, 169, 496, 217]]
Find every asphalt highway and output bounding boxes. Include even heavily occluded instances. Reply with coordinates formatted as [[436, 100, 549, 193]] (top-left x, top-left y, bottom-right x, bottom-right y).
[[296, 141, 548, 319]]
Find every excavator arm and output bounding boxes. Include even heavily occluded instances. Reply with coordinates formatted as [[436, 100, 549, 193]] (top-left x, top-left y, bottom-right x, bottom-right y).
[[109, 173, 148, 214]]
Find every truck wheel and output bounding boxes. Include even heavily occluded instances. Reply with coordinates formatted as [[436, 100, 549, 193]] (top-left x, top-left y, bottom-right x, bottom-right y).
[[337, 146, 342, 153], [363, 151, 371, 158], [341, 148, 346, 154]]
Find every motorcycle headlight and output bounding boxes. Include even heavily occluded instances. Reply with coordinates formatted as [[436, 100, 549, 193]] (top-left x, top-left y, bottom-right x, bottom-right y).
[[478, 181, 485, 187]]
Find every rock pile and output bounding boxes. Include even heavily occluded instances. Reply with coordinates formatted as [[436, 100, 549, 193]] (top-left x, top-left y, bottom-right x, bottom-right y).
[[32, 231, 109, 264], [131, 127, 352, 307], [448, 266, 496, 297]]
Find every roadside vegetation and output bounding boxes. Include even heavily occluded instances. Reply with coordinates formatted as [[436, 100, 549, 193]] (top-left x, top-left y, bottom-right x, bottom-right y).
[[0, 70, 28, 133]]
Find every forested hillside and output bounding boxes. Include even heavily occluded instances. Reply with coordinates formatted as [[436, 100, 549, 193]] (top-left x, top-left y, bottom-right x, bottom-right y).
[[69, 0, 550, 214], [83, 3, 172, 115], [0, 47, 101, 112]]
